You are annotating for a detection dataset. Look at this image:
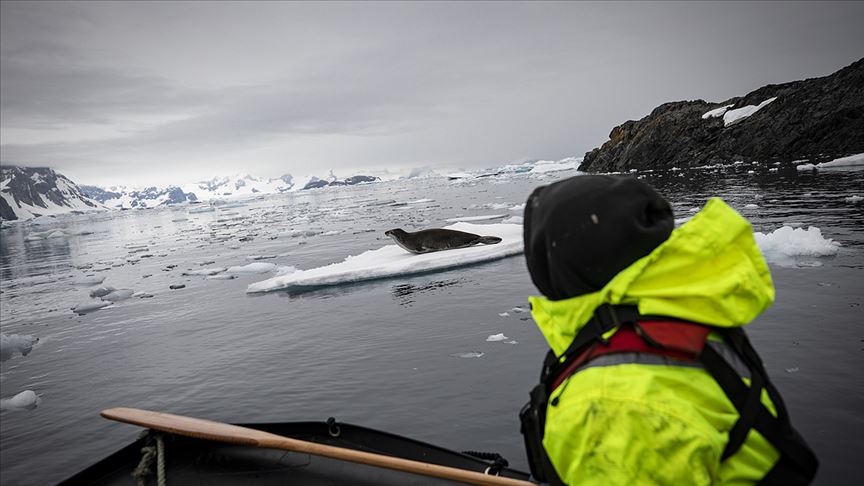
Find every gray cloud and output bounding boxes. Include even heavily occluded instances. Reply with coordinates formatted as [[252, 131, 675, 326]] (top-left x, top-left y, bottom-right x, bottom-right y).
[[2, 1, 863, 186]]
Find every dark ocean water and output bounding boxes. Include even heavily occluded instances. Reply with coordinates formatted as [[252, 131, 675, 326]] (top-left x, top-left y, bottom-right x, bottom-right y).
[[1, 164, 862, 485]]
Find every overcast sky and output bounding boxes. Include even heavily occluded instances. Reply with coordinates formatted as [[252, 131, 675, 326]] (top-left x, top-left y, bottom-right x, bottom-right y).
[[1, 1, 862, 186]]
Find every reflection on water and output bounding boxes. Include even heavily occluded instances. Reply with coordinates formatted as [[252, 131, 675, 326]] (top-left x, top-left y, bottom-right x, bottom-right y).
[[0, 165, 863, 485], [391, 278, 467, 306]]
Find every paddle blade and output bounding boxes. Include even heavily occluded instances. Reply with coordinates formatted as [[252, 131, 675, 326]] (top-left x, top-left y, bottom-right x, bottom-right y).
[[101, 407, 279, 447]]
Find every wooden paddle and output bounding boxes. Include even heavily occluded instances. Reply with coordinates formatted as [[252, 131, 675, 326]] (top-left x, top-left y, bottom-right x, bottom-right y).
[[101, 407, 535, 486]]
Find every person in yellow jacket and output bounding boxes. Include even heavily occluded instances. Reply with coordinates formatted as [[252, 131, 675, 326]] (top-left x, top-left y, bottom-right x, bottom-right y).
[[519, 175, 817, 485]]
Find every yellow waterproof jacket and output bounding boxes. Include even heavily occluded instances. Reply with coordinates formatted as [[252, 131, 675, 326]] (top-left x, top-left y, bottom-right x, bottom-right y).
[[530, 198, 779, 485]]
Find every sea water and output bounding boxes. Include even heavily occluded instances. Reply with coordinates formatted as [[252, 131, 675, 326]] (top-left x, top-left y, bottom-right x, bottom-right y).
[[1, 164, 863, 485]]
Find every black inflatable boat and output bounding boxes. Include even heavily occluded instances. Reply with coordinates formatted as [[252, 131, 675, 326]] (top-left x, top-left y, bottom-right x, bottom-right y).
[[59, 417, 532, 485]]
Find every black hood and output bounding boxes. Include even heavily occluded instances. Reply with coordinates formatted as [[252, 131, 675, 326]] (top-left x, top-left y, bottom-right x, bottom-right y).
[[524, 175, 674, 300]]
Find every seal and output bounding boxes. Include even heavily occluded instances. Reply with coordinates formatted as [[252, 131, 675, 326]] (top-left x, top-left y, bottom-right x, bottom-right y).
[[384, 228, 502, 254]]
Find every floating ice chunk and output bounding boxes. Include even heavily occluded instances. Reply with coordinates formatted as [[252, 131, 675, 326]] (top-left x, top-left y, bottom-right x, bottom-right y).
[[815, 153, 864, 169], [744, 204, 759, 209], [504, 340, 519, 345], [444, 214, 506, 222], [529, 159, 580, 173], [484, 203, 511, 210], [321, 230, 342, 236], [0, 390, 41, 411], [73, 275, 105, 286], [133, 291, 154, 298], [274, 265, 298, 276], [510, 306, 528, 313], [486, 333, 509, 342], [89, 286, 116, 298], [188, 206, 216, 214], [101, 289, 134, 302], [702, 104, 734, 119], [723, 97, 777, 127], [755, 226, 841, 263], [450, 351, 485, 359], [796, 163, 817, 171], [501, 216, 523, 224], [247, 223, 523, 293], [845, 195, 863, 204], [182, 267, 227, 276], [498, 312, 510, 317], [0, 334, 39, 362], [72, 301, 111, 314], [410, 198, 435, 203], [509, 203, 526, 211], [227, 262, 277, 274]]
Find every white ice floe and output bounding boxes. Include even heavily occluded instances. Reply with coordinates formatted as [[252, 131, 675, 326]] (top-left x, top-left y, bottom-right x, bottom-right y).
[[73, 275, 105, 286], [702, 104, 734, 119], [798, 153, 864, 172], [745, 204, 759, 209], [845, 195, 863, 204], [819, 153, 864, 168], [101, 289, 134, 302], [89, 286, 116, 298], [509, 203, 526, 212], [486, 333, 509, 342], [181, 267, 227, 276], [0, 334, 39, 362], [498, 312, 510, 317], [247, 222, 523, 293], [72, 301, 111, 314], [755, 226, 841, 263], [246, 255, 277, 260], [723, 97, 777, 127], [410, 198, 436, 204], [450, 351, 485, 359], [501, 216, 523, 224], [444, 215, 506, 223], [227, 262, 277, 274], [0, 390, 41, 411], [529, 157, 582, 174]]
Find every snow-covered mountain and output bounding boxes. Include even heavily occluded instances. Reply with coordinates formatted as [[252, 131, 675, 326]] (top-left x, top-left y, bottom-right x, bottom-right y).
[[180, 174, 296, 201], [80, 185, 197, 209], [0, 165, 105, 221]]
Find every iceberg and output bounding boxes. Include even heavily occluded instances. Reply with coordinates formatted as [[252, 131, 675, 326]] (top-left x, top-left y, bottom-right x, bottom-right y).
[[72, 301, 111, 314], [227, 262, 277, 274], [444, 214, 506, 223], [755, 226, 841, 263], [247, 222, 523, 293], [0, 390, 41, 411], [0, 334, 39, 362]]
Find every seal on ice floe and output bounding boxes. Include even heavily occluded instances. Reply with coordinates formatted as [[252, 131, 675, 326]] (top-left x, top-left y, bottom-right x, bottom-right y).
[[384, 228, 502, 254]]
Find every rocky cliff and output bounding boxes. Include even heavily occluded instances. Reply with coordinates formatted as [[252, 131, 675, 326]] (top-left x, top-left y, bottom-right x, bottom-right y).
[[580, 58, 864, 173], [0, 166, 104, 221]]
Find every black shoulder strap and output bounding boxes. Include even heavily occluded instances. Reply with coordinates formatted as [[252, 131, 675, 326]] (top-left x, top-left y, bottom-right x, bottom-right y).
[[699, 328, 819, 484]]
